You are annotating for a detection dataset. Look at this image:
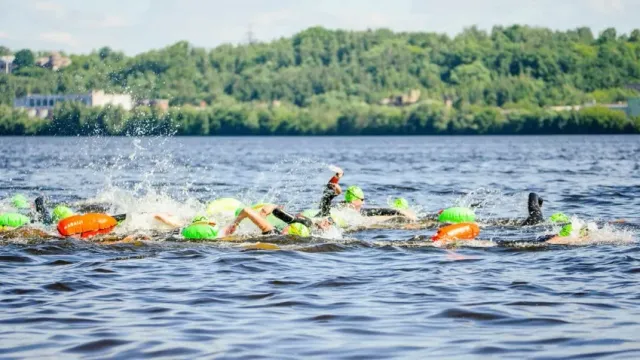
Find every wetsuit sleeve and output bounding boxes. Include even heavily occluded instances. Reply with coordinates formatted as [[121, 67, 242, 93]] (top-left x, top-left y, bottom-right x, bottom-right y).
[[521, 192, 544, 226], [272, 208, 296, 223], [33, 196, 52, 225], [360, 208, 404, 217], [318, 185, 339, 217], [494, 234, 555, 245], [271, 208, 313, 228]]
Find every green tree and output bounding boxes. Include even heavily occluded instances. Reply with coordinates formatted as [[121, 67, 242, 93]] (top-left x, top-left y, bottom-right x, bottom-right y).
[[13, 49, 35, 69]]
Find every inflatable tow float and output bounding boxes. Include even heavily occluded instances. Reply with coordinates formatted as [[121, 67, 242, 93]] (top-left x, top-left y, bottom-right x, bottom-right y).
[[57, 213, 119, 238]]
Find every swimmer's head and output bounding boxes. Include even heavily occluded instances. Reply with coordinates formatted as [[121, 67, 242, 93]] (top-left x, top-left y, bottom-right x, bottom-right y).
[[52, 205, 74, 222], [285, 223, 311, 237], [312, 217, 334, 231], [558, 223, 589, 237], [192, 214, 210, 223], [550, 212, 570, 223], [345, 186, 364, 203], [559, 224, 573, 237], [11, 194, 29, 209], [391, 197, 409, 210]]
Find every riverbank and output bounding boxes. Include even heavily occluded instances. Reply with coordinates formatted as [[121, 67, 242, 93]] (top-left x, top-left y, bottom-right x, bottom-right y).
[[1, 101, 638, 136]]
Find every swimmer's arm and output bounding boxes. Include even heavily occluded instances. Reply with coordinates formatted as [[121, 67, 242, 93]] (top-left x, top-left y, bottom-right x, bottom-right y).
[[259, 204, 278, 217], [398, 209, 418, 221], [153, 214, 183, 228], [231, 207, 275, 234], [318, 183, 341, 217]]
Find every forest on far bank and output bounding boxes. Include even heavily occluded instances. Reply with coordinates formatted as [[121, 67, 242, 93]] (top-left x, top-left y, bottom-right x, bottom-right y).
[[1, 25, 639, 135]]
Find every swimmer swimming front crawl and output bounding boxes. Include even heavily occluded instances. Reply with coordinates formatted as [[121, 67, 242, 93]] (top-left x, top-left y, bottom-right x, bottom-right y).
[[228, 205, 335, 237], [315, 167, 417, 221]]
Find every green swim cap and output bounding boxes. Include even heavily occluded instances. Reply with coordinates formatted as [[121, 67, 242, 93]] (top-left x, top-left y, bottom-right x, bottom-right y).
[[287, 223, 310, 237], [234, 207, 243, 218], [550, 212, 570, 223], [11, 194, 29, 209], [182, 223, 219, 240], [345, 186, 364, 203], [559, 223, 588, 237], [52, 205, 74, 222], [206, 198, 244, 216], [391, 197, 409, 210], [192, 214, 209, 223], [559, 224, 573, 237], [301, 209, 347, 228]]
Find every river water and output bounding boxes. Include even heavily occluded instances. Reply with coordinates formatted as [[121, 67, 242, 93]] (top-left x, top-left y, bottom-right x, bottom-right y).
[[0, 136, 639, 359]]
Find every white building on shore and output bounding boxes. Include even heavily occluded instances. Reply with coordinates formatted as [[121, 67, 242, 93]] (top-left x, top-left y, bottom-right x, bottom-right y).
[[13, 90, 133, 118], [0, 56, 15, 74]]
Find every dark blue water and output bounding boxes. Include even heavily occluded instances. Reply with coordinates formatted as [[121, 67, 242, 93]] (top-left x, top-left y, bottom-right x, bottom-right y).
[[1, 136, 639, 359]]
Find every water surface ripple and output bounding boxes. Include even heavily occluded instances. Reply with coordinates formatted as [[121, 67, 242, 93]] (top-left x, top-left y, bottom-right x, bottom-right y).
[[1, 136, 639, 359]]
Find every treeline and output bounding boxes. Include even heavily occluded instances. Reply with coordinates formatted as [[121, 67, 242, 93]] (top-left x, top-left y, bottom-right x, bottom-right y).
[[1, 25, 640, 135], [1, 101, 637, 136]]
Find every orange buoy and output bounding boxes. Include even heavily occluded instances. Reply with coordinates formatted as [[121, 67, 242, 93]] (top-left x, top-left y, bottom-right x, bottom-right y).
[[57, 213, 118, 237], [431, 222, 480, 242]]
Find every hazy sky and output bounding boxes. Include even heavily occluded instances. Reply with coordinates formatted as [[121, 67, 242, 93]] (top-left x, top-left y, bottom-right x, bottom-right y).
[[0, 0, 638, 55]]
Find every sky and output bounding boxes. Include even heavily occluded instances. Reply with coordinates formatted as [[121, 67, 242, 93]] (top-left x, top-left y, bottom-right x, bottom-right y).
[[0, 0, 638, 55]]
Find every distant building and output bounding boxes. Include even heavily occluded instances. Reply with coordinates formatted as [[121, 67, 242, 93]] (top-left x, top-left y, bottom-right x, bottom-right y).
[[380, 89, 421, 106], [0, 55, 15, 74], [626, 83, 640, 92], [548, 101, 629, 114], [14, 90, 133, 118], [35, 52, 72, 71], [136, 99, 170, 112]]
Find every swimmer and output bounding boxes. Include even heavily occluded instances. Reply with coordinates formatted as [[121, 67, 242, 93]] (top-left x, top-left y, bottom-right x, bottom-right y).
[[228, 205, 335, 237], [537, 223, 588, 244], [154, 204, 326, 240], [478, 192, 549, 227], [0, 195, 56, 230], [314, 167, 417, 222]]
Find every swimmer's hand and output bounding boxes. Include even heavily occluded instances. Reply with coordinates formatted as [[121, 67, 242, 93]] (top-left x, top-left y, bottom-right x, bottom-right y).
[[223, 223, 239, 236], [328, 165, 343, 178]]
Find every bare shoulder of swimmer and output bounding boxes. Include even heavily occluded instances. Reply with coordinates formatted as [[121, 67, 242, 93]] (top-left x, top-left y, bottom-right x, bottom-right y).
[[545, 235, 588, 245], [398, 209, 418, 221]]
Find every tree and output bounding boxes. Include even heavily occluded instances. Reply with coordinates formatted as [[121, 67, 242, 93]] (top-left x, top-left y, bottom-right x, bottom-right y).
[[0, 26, 639, 136], [13, 49, 35, 69], [597, 28, 617, 43], [0, 46, 11, 56]]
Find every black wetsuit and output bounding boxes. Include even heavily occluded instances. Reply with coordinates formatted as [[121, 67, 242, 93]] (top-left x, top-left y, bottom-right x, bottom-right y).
[[521, 192, 544, 226], [269, 208, 314, 234], [493, 234, 555, 245], [317, 184, 338, 217], [316, 184, 405, 218], [27, 196, 53, 225]]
